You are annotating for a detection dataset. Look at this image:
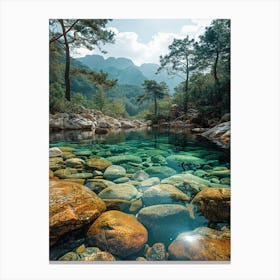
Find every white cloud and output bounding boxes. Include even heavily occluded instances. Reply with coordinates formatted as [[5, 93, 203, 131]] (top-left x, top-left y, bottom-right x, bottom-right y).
[[72, 20, 213, 66]]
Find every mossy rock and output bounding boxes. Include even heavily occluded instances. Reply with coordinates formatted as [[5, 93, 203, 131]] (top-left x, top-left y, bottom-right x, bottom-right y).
[[59, 146, 76, 153], [86, 157, 112, 170], [220, 177, 230, 185], [166, 154, 205, 166], [208, 170, 230, 177], [193, 169, 208, 178], [143, 149, 170, 157], [74, 150, 92, 156], [114, 177, 130, 184], [64, 172, 93, 179], [54, 168, 77, 178]]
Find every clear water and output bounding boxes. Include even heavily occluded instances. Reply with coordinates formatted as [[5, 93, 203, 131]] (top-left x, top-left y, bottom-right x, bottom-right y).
[[49, 128, 230, 261]]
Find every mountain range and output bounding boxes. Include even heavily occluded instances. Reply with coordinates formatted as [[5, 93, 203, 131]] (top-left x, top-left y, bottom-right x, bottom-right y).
[[76, 54, 183, 92]]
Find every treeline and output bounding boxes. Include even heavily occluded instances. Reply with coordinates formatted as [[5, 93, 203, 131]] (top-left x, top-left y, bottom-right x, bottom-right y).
[[49, 19, 230, 120]]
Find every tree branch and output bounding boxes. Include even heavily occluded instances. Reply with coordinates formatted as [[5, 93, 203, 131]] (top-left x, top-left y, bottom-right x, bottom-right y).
[[49, 19, 79, 44]]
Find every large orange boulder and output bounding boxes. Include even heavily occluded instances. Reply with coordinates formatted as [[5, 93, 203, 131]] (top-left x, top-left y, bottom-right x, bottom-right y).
[[49, 180, 106, 245], [191, 187, 230, 222], [87, 210, 148, 257], [168, 227, 230, 261]]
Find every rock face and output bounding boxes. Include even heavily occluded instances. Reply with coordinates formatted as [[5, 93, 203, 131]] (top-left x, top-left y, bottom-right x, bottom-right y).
[[137, 204, 195, 244], [50, 113, 95, 131], [87, 210, 148, 257], [201, 121, 230, 148], [142, 184, 190, 206], [103, 165, 126, 180], [168, 227, 230, 261], [49, 181, 106, 245], [191, 188, 230, 222]]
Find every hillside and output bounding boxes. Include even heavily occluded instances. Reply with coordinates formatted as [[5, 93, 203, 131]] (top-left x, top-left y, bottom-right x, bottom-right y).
[[76, 54, 183, 92]]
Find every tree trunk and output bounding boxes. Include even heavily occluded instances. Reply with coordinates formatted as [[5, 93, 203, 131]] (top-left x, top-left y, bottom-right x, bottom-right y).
[[184, 55, 189, 112], [154, 97, 158, 116], [213, 50, 219, 83], [59, 19, 71, 101]]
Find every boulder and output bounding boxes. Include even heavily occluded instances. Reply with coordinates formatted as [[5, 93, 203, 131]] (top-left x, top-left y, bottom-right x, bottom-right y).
[[201, 121, 230, 149], [133, 170, 149, 181], [98, 184, 140, 201], [86, 158, 112, 170], [65, 158, 85, 168], [49, 147, 62, 158], [87, 210, 148, 257], [142, 184, 190, 206], [144, 166, 176, 179], [139, 177, 160, 189], [168, 227, 230, 261], [137, 204, 194, 244], [191, 188, 230, 222], [86, 179, 116, 194], [120, 120, 136, 129], [49, 181, 106, 245], [103, 165, 126, 180]]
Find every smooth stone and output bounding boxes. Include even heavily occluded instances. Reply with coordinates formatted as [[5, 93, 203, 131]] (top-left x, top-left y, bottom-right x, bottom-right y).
[[54, 168, 77, 178], [144, 166, 176, 179], [75, 244, 86, 254], [103, 165, 126, 180], [133, 170, 149, 181], [86, 179, 116, 194], [86, 158, 112, 170], [166, 154, 205, 169], [208, 170, 230, 177], [193, 169, 208, 178], [49, 157, 65, 170], [151, 155, 167, 165], [102, 199, 131, 212], [61, 152, 76, 159], [191, 188, 230, 222], [65, 158, 85, 167], [49, 181, 106, 245], [143, 149, 170, 157], [62, 179, 86, 185], [59, 147, 75, 153], [210, 178, 220, 184], [87, 210, 148, 257], [144, 243, 167, 261], [58, 252, 80, 261], [137, 204, 195, 244], [129, 199, 143, 213], [64, 172, 93, 179], [49, 170, 54, 179], [98, 184, 140, 201], [80, 251, 116, 261], [168, 227, 230, 261], [114, 177, 130, 184], [142, 184, 190, 206], [49, 147, 62, 158], [220, 177, 230, 185], [139, 177, 160, 189], [106, 155, 142, 164]]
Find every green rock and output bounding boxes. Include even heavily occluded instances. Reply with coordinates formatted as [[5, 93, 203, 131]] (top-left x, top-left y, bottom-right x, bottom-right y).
[[144, 166, 177, 179], [143, 149, 170, 157], [220, 177, 230, 185], [208, 170, 230, 177], [213, 166, 228, 171], [193, 169, 208, 178], [54, 168, 77, 178], [103, 165, 126, 180], [114, 177, 130, 184], [166, 154, 205, 166], [86, 158, 112, 170], [106, 155, 142, 164], [65, 158, 85, 168], [74, 150, 92, 156], [210, 178, 220, 184]]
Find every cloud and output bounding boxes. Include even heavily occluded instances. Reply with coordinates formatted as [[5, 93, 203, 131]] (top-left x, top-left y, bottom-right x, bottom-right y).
[[72, 20, 213, 66]]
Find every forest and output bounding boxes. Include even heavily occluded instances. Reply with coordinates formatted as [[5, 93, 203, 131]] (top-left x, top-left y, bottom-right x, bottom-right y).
[[49, 19, 230, 124]]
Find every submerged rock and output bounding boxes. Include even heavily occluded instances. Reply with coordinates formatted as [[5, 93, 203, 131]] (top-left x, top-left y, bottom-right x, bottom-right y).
[[65, 158, 85, 168], [86, 179, 115, 193], [106, 155, 142, 164], [49, 147, 62, 158], [142, 184, 190, 206], [144, 243, 167, 261], [192, 188, 230, 222], [87, 210, 148, 257], [144, 166, 176, 179], [133, 170, 149, 181], [103, 165, 126, 180], [63, 172, 93, 179], [80, 251, 116, 261], [137, 204, 195, 244], [98, 183, 140, 201], [166, 154, 205, 170], [49, 181, 106, 245], [139, 177, 160, 189], [86, 158, 112, 170], [168, 227, 230, 261], [58, 252, 80, 261]]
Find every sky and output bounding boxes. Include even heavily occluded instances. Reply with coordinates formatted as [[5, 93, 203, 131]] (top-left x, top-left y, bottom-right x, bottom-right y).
[[72, 19, 213, 66]]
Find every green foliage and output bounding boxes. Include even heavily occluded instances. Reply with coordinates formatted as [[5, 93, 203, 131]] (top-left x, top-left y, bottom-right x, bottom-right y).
[[109, 99, 128, 118], [92, 85, 109, 112]]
